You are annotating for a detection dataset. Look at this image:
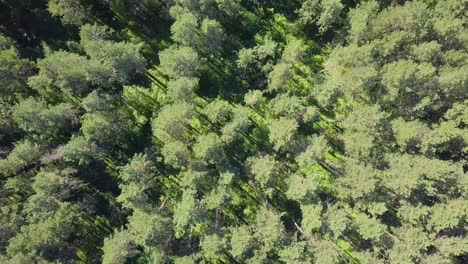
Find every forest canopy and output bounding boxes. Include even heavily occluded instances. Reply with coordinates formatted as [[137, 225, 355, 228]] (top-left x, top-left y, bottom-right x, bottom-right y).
[[0, 0, 467, 263]]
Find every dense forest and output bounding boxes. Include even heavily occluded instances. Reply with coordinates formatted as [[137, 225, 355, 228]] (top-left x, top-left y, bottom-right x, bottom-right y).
[[0, 0, 467, 263]]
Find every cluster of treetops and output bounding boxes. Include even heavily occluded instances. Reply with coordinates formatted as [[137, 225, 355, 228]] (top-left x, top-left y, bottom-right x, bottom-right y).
[[0, 0, 467, 263]]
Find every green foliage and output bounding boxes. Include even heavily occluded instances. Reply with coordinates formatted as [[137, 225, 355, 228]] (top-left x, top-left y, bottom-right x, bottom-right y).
[[102, 229, 139, 264], [268, 117, 298, 151], [173, 189, 205, 238], [12, 98, 78, 140], [117, 154, 158, 211], [381, 60, 436, 101], [278, 241, 314, 264], [268, 62, 291, 91], [253, 207, 286, 252], [6, 203, 84, 260], [59, 135, 103, 165], [297, 0, 344, 32], [193, 133, 225, 164], [167, 77, 199, 102], [204, 99, 232, 123], [161, 140, 190, 168], [82, 111, 133, 145], [200, 233, 226, 261], [28, 51, 93, 96], [159, 45, 203, 78], [295, 135, 330, 166], [1, 1, 467, 263], [247, 155, 281, 196], [171, 12, 199, 47], [152, 102, 195, 142], [48, 0, 91, 25], [244, 90, 265, 107], [200, 18, 226, 53], [128, 210, 172, 249], [229, 225, 254, 259], [221, 108, 252, 143], [301, 203, 322, 234], [0, 140, 44, 176], [0, 40, 34, 101]]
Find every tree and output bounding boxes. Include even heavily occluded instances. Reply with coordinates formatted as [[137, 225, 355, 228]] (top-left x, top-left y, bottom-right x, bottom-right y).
[[0, 253, 51, 264], [79, 24, 146, 84], [309, 238, 342, 264], [229, 225, 254, 260], [79, 23, 114, 43], [295, 135, 330, 167], [0, 139, 44, 176], [0, 202, 23, 253], [268, 117, 298, 151], [2, 0, 468, 262], [297, 0, 344, 32], [301, 203, 322, 234], [47, 0, 92, 25], [81, 90, 117, 112], [117, 153, 158, 211], [6, 202, 84, 261], [336, 159, 380, 200], [167, 77, 199, 102], [203, 185, 232, 210], [200, 233, 227, 261], [200, 18, 226, 53], [341, 105, 387, 159], [88, 41, 146, 84], [347, 0, 380, 42], [127, 210, 172, 249], [173, 189, 205, 238], [12, 98, 78, 140], [204, 99, 232, 124], [152, 102, 195, 142], [59, 135, 103, 165], [279, 241, 314, 264], [247, 155, 281, 196], [244, 90, 265, 107], [353, 213, 385, 240], [0, 38, 34, 101], [161, 140, 190, 168], [286, 174, 319, 201], [193, 133, 225, 165], [81, 111, 132, 146], [381, 60, 436, 102], [281, 39, 305, 65], [236, 37, 279, 81], [102, 229, 139, 264], [170, 0, 217, 19], [171, 12, 199, 47], [388, 225, 433, 263], [29, 167, 81, 202], [221, 108, 252, 143], [23, 168, 82, 222], [159, 45, 203, 78], [253, 207, 286, 254], [268, 94, 307, 121], [268, 62, 292, 92], [0, 100, 20, 144], [323, 206, 350, 241], [28, 51, 92, 97]]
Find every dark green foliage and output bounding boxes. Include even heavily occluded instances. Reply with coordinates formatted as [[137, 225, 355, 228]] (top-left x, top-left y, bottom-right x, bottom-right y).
[[0, 36, 34, 101]]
